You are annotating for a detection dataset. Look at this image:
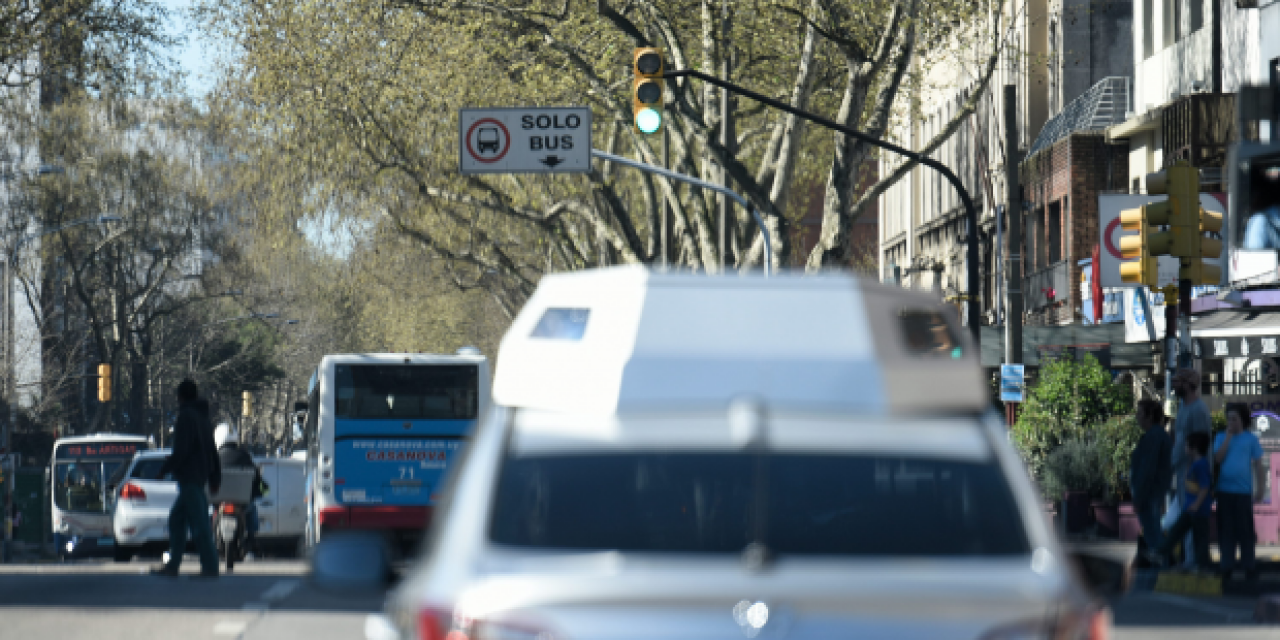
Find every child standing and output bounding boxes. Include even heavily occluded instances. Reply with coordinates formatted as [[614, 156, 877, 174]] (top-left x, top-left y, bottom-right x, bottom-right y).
[[1150, 432, 1214, 569]]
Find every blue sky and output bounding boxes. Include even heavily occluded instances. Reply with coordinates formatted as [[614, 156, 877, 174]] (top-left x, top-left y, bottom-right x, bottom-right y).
[[159, 0, 216, 96]]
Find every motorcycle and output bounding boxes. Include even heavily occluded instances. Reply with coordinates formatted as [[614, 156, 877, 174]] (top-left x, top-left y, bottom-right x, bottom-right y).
[[209, 467, 257, 572], [215, 501, 249, 571]]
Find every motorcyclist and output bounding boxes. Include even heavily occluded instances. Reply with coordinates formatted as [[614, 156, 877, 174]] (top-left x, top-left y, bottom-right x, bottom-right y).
[[214, 424, 268, 556]]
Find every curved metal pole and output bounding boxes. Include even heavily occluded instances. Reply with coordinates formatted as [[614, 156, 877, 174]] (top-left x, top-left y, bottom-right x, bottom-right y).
[[591, 149, 771, 277], [664, 69, 980, 343]]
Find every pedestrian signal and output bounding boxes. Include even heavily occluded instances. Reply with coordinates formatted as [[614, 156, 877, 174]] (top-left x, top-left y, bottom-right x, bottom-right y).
[[632, 48, 664, 134]]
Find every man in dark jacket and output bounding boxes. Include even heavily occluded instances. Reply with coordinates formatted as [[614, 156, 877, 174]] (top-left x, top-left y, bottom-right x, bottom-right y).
[[153, 379, 221, 577], [1130, 399, 1173, 552]]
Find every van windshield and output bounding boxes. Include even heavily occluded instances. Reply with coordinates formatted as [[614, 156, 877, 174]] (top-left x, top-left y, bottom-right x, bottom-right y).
[[490, 453, 1028, 557]]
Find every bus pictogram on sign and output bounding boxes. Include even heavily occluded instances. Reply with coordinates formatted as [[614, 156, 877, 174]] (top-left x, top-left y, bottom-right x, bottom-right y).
[[465, 118, 510, 163]]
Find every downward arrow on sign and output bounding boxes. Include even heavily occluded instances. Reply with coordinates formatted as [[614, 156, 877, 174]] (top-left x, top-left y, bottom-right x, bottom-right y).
[[540, 156, 564, 167]]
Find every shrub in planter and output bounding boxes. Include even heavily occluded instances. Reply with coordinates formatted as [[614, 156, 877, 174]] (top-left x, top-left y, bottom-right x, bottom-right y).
[[1011, 353, 1133, 499]]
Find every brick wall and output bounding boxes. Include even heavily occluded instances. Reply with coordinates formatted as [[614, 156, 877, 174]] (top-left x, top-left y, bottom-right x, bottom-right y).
[[1020, 133, 1129, 324]]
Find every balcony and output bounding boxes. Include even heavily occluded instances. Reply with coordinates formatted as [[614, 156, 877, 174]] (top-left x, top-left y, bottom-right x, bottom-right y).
[[1024, 260, 1072, 311]]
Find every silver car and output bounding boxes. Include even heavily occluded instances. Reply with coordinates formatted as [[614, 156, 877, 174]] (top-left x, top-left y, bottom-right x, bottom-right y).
[[372, 268, 1108, 640]]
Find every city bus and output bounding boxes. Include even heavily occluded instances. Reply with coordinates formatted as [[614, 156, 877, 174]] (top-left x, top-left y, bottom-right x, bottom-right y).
[[50, 433, 152, 559], [302, 351, 489, 555]]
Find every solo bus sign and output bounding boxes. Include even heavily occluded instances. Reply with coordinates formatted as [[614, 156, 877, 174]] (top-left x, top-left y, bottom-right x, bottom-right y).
[[459, 107, 592, 174]]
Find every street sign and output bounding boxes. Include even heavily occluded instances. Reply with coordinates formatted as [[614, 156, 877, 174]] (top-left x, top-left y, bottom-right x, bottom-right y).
[[459, 107, 592, 174], [1000, 364, 1025, 403]]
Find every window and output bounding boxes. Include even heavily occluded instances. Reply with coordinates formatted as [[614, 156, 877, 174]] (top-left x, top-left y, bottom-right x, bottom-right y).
[[1048, 201, 1062, 264], [1143, 0, 1155, 59], [1189, 0, 1203, 33], [129, 458, 170, 481], [334, 364, 479, 420], [490, 453, 1029, 557], [54, 462, 106, 513]]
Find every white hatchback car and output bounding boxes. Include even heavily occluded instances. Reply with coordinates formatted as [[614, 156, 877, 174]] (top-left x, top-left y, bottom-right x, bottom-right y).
[[109, 449, 309, 560], [109, 450, 178, 561], [372, 267, 1109, 640]]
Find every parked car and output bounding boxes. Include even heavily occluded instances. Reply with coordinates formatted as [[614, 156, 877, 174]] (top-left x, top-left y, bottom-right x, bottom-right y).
[[108, 450, 308, 561]]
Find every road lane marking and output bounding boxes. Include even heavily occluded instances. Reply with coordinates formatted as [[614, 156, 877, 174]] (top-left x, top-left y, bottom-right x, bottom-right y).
[[213, 621, 248, 636], [260, 579, 300, 602]]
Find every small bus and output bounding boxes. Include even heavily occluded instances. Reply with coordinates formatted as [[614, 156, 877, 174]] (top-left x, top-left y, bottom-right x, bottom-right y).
[[50, 433, 152, 559]]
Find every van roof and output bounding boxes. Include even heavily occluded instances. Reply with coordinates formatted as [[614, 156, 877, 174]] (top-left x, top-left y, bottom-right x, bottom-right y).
[[493, 266, 987, 416]]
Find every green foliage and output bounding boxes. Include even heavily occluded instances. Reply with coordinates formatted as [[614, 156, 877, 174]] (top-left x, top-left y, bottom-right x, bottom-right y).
[[1011, 354, 1134, 499], [1041, 439, 1112, 502]]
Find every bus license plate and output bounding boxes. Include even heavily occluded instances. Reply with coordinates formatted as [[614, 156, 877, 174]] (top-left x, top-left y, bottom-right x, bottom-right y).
[[392, 486, 421, 496]]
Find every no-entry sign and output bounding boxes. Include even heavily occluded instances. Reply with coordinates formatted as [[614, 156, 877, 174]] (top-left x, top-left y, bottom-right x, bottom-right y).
[[459, 107, 592, 174]]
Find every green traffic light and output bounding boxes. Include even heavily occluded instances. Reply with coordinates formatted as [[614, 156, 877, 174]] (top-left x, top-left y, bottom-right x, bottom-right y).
[[636, 107, 662, 134]]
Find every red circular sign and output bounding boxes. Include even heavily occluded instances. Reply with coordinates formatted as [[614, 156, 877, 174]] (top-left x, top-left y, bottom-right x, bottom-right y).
[[465, 118, 510, 164], [1104, 217, 1123, 260]]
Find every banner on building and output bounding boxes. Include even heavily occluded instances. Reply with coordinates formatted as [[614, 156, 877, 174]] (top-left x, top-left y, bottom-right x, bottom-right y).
[[1123, 287, 1167, 343], [1098, 194, 1227, 288]]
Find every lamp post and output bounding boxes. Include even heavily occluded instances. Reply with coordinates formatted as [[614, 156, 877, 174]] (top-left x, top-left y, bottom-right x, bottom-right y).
[[2, 216, 120, 454]]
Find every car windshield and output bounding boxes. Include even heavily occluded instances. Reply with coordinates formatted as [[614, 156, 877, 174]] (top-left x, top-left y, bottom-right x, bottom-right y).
[[490, 453, 1028, 557]]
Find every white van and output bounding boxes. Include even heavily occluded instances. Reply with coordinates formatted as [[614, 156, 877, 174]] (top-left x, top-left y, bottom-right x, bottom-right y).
[[253, 456, 307, 553]]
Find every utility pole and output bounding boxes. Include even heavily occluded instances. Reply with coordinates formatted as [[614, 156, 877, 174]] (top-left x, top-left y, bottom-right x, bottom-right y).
[[1003, 85, 1024, 425], [661, 127, 669, 268]]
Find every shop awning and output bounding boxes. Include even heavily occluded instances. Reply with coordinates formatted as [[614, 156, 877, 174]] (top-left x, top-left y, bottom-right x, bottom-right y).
[[1190, 310, 1280, 359], [981, 324, 1155, 368]]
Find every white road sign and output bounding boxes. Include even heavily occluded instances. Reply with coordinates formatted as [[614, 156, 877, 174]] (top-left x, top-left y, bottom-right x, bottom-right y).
[[459, 107, 592, 174]]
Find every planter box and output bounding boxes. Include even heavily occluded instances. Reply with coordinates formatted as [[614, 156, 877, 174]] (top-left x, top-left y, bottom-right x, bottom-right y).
[[1092, 501, 1120, 538], [1064, 491, 1094, 534], [1118, 502, 1141, 541]]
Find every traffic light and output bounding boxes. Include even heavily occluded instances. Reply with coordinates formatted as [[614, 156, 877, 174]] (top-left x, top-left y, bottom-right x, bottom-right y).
[[1161, 161, 1223, 285], [242, 391, 253, 418], [97, 364, 111, 403], [632, 48, 664, 134], [1118, 199, 1173, 288]]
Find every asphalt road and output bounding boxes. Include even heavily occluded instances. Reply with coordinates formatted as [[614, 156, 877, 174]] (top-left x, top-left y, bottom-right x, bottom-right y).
[[0, 558, 384, 640], [3, 558, 1280, 639]]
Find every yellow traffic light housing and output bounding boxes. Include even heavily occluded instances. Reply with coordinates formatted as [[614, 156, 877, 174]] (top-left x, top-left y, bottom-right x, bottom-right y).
[[97, 364, 112, 403], [1161, 161, 1223, 285], [242, 391, 253, 418], [1118, 201, 1173, 288], [632, 48, 664, 134]]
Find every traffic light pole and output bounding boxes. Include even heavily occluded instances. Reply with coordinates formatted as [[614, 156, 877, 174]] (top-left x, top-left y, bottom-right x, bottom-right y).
[[591, 148, 772, 277], [663, 68, 982, 342]]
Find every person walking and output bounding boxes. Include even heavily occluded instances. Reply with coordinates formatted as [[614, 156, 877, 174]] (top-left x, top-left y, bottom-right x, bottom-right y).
[[152, 379, 222, 577], [1215, 403, 1266, 581], [1168, 368, 1211, 568], [1130, 399, 1172, 553], [1149, 432, 1214, 569]]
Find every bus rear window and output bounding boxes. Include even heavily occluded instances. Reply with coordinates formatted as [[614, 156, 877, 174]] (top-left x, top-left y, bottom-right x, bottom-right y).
[[335, 364, 479, 420]]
